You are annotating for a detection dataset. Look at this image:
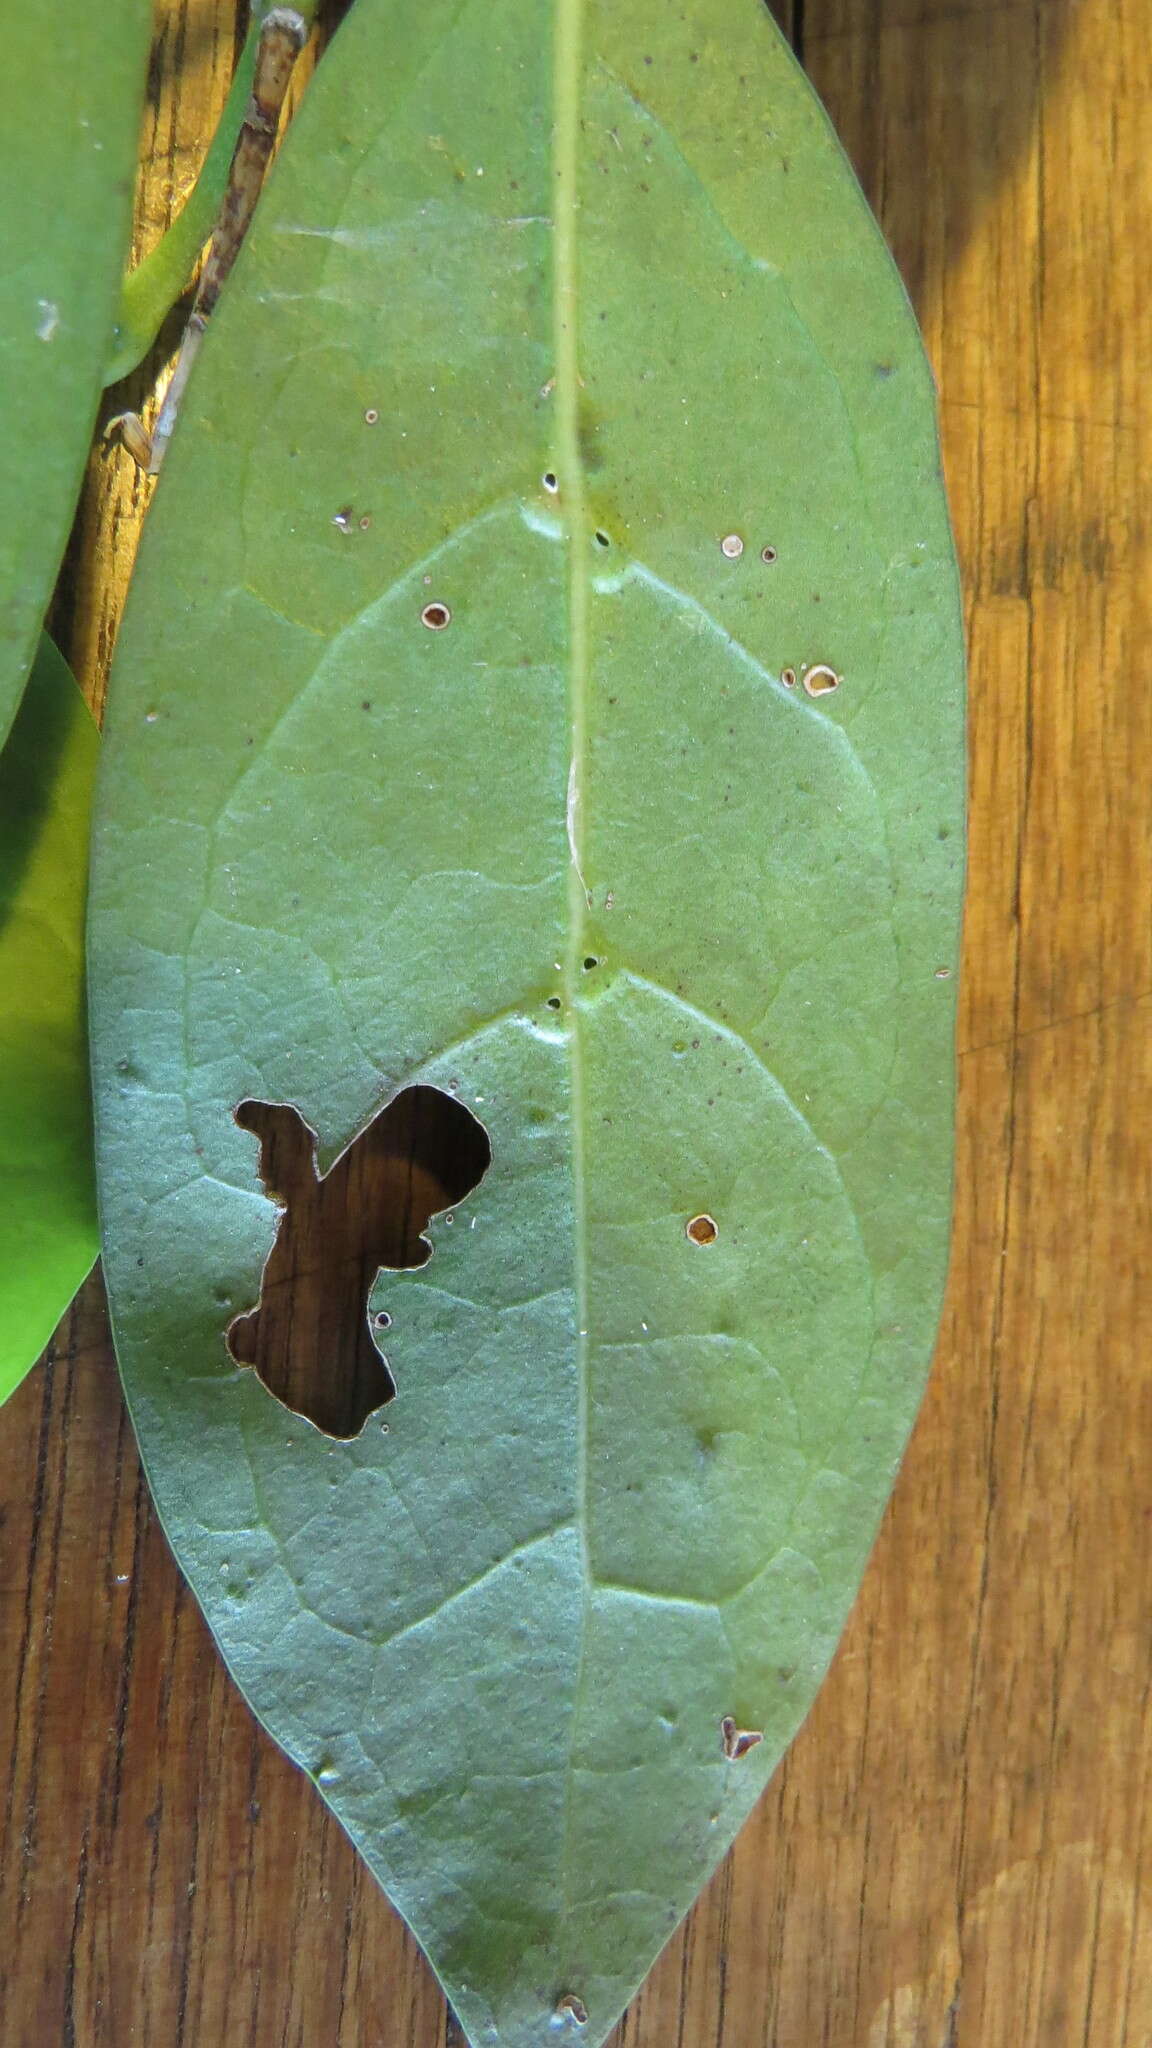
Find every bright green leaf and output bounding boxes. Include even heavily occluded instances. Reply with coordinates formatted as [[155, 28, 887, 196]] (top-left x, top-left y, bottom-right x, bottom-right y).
[[0, 638, 98, 1406], [104, 15, 267, 388], [0, 0, 151, 747], [106, 0, 323, 386], [90, 1, 964, 2042]]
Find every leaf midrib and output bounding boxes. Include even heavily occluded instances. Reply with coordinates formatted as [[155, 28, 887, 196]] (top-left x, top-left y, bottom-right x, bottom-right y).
[[554, 0, 593, 1932]]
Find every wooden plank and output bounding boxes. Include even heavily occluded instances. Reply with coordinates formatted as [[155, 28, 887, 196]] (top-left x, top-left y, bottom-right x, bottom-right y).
[[4, 0, 1150, 2041]]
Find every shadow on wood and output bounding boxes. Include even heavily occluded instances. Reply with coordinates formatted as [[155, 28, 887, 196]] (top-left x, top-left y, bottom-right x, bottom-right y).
[[803, 0, 1084, 311]]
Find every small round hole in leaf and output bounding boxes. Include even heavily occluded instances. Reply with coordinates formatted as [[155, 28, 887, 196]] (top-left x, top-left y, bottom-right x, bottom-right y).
[[720, 1714, 763, 1760], [686, 1213, 718, 1246], [802, 663, 841, 696], [421, 602, 451, 630]]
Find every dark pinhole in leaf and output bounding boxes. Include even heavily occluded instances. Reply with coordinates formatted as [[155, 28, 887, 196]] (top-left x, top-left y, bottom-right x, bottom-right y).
[[421, 600, 451, 630], [227, 1086, 491, 1439], [593, 529, 611, 549]]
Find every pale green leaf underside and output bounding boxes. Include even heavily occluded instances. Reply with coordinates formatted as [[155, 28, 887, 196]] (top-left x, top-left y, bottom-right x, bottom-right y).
[[91, 2, 964, 2042], [0, 638, 98, 1405], [0, 0, 151, 748]]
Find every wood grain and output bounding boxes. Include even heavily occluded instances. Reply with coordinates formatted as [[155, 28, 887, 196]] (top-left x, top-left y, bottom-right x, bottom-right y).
[[227, 1088, 490, 1437], [5, 0, 1150, 2041]]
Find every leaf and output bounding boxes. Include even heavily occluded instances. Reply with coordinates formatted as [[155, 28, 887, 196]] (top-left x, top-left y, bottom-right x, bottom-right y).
[[89, 2, 965, 2043], [0, 0, 151, 747], [0, 638, 98, 1406], [106, 0, 323, 386], [105, 14, 268, 387]]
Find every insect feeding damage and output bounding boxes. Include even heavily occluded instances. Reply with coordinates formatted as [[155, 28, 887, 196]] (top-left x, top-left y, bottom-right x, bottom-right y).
[[228, 1085, 490, 1438], [721, 1716, 763, 1761], [553, 1992, 589, 2026], [801, 663, 841, 696]]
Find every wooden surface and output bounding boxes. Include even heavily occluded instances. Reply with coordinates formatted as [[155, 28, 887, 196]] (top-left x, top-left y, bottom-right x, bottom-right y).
[[227, 1088, 491, 1438], [3, 0, 1150, 2040]]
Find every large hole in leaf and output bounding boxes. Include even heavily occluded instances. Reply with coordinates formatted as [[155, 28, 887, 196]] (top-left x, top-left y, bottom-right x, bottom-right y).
[[227, 1086, 491, 1439]]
